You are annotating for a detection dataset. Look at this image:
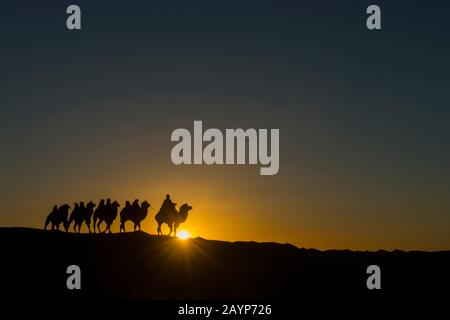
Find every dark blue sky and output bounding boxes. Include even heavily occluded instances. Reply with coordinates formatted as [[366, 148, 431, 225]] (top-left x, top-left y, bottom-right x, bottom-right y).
[[1, 1, 449, 249]]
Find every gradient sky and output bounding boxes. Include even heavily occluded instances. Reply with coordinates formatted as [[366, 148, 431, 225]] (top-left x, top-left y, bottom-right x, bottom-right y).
[[1, 0, 449, 250]]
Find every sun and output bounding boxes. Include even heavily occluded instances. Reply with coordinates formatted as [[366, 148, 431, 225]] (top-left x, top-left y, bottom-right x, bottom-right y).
[[177, 230, 190, 240]]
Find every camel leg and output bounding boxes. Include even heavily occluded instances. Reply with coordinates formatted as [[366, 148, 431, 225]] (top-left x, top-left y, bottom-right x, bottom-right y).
[[167, 223, 173, 237], [157, 224, 161, 236]]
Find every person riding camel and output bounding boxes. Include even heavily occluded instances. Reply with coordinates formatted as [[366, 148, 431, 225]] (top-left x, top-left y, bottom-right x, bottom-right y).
[[160, 194, 176, 213]]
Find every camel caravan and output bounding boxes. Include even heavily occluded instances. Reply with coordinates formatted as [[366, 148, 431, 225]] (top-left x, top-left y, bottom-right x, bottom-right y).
[[44, 194, 192, 237]]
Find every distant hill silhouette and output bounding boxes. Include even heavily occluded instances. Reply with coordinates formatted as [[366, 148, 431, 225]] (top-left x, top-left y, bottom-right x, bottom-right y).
[[0, 227, 449, 299]]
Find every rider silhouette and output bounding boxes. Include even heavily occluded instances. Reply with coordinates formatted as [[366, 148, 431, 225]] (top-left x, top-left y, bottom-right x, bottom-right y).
[[160, 194, 175, 212]]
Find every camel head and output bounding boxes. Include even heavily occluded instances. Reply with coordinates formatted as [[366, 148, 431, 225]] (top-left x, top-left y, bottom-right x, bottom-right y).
[[112, 201, 120, 209], [141, 201, 151, 210], [87, 201, 96, 210], [179, 204, 192, 213], [60, 204, 71, 212]]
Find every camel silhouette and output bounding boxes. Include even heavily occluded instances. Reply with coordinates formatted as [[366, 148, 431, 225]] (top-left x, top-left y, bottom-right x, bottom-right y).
[[118, 201, 132, 232], [68, 203, 80, 232], [44, 204, 71, 231], [83, 201, 97, 233], [68, 201, 96, 233], [44, 197, 191, 235], [155, 203, 192, 237], [92, 199, 105, 233], [119, 200, 151, 232], [95, 199, 120, 233]]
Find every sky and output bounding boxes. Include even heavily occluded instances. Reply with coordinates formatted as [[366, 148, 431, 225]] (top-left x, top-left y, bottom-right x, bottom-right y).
[[1, 0, 449, 250]]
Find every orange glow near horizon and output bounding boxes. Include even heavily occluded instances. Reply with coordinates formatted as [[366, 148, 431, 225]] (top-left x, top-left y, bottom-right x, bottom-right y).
[[7, 165, 450, 252]]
